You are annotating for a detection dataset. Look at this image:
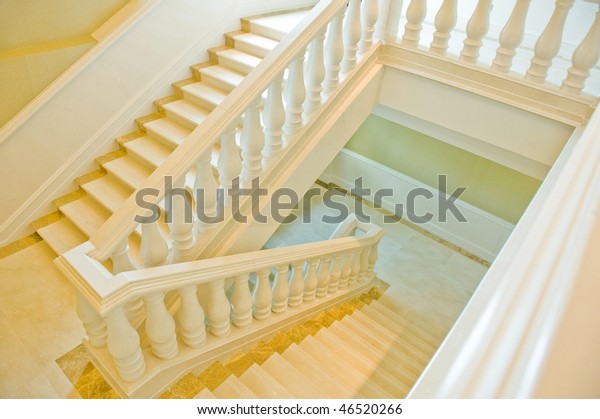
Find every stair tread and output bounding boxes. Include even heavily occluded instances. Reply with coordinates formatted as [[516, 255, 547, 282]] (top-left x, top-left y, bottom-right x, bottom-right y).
[[103, 156, 153, 190], [194, 388, 217, 399], [59, 195, 111, 238], [163, 99, 210, 128], [124, 136, 173, 168], [261, 352, 328, 398], [199, 65, 245, 91], [81, 175, 132, 214], [36, 217, 87, 255], [213, 374, 258, 399], [239, 364, 295, 399], [217, 48, 261, 74], [181, 82, 228, 108], [231, 32, 278, 58], [248, 10, 308, 41], [144, 117, 192, 147]]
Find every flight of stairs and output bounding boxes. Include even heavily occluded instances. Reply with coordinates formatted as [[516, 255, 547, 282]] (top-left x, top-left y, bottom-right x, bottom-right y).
[[159, 290, 440, 399], [31, 10, 310, 264]]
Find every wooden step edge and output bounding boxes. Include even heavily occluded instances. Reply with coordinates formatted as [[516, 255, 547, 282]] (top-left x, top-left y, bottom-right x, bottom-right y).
[[154, 95, 180, 113], [190, 61, 216, 80], [53, 188, 87, 208], [115, 130, 146, 147], [208, 45, 231, 63], [196, 361, 234, 392], [0, 233, 43, 260], [96, 149, 127, 166], [74, 169, 106, 188], [172, 77, 198, 95], [31, 210, 64, 231], [224, 30, 246, 48], [135, 112, 163, 132], [159, 373, 206, 399], [240, 6, 313, 33]]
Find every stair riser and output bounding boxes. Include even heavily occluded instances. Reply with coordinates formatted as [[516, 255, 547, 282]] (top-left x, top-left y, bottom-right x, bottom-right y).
[[199, 71, 238, 92], [181, 90, 219, 111], [217, 54, 255, 75], [164, 109, 202, 132]]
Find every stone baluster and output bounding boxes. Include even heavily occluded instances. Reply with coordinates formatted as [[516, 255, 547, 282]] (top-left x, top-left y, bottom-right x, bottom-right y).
[[206, 278, 231, 337], [177, 285, 206, 348], [328, 253, 342, 293], [253, 269, 272, 320], [262, 73, 285, 169], [112, 238, 144, 324], [430, 0, 458, 55], [323, 10, 345, 95], [357, 247, 369, 283], [144, 292, 178, 359], [304, 28, 327, 118], [140, 221, 168, 268], [316, 255, 332, 298], [218, 122, 242, 208], [283, 53, 306, 143], [240, 96, 264, 188], [76, 292, 106, 348], [561, 6, 600, 95], [460, 0, 493, 64], [231, 273, 253, 328], [401, 0, 427, 48], [358, 0, 379, 54], [348, 248, 361, 287], [288, 260, 305, 307], [341, 0, 362, 74], [368, 241, 380, 280], [526, 0, 575, 83], [303, 258, 319, 302], [170, 174, 195, 262], [491, 0, 532, 73], [339, 250, 353, 289], [272, 264, 290, 313], [105, 305, 145, 382]]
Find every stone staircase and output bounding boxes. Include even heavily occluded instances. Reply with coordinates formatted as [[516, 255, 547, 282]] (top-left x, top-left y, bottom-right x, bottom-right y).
[[31, 10, 309, 265]]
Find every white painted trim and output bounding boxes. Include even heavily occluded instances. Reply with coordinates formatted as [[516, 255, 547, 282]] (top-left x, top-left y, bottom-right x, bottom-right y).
[[321, 148, 514, 262]]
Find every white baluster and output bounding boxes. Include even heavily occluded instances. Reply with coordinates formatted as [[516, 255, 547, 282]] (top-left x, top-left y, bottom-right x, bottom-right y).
[[460, 0, 492, 64], [262, 73, 285, 169], [170, 175, 195, 262], [316, 256, 331, 298], [195, 148, 219, 232], [76, 292, 106, 348], [562, 6, 600, 95], [272, 264, 290, 313], [328, 254, 342, 293], [357, 247, 369, 283], [402, 0, 427, 48], [253, 269, 272, 320], [303, 258, 319, 302], [492, 0, 532, 73], [283, 53, 306, 142], [112, 238, 144, 324], [231, 274, 253, 328], [144, 292, 178, 359], [178, 285, 206, 348], [349, 249, 361, 287], [359, 0, 379, 54], [339, 251, 353, 289], [324, 10, 345, 95], [378, 0, 403, 43], [341, 0, 362, 75], [304, 28, 327, 118], [141, 221, 168, 268], [105, 305, 145, 382], [206, 278, 231, 337], [288, 260, 305, 307], [430, 0, 458, 55], [218, 122, 242, 208], [368, 241, 380, 280], [526, 0, 575, 83], [240, 96, 264, 188]]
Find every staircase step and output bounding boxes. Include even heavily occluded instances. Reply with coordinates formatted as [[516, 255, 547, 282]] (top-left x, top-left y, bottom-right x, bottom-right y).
[[181, 82, 228, 110], [216, 48, 261, 75], [229, 32, 278, 58], [212, 374, 258, 398], [59, 195, 111, 238], [103, 156, 153, 190], [261, 352, 328, 398], [162, 100, 210, 131], [144, 117, 191, 147], [37, 217, 87, 255], [246, 10, 309, 41], [124, 136, 174, 168], [281, 343, 350, 398], [238, 364, 295, 398], [199, 65, 245, 92], [81, 175, 132, 214], [194, 388, 217, 399]]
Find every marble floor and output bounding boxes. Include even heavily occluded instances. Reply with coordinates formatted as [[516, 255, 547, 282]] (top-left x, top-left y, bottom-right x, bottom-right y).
[[0, 186, 488, 398]]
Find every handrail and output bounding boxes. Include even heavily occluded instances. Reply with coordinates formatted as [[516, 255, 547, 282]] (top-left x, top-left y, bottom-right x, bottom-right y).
[[88, 0, 349, 261]]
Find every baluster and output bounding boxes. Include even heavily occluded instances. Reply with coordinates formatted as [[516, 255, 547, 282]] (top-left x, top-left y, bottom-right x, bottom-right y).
[[339, 251, 353, 289], [76, 292, 107, 348], [378, 0, 403, 43], [253, 269, 272, 320], [272, 264, 290, 313], [144, 292, 178, 359], [195, 148, 219, 232], [402, 0, 427, 48], [240, 96, 264, 188], [368, 241, 380, 280], [206, 278, 231, 337], [112, 238, 145, 324], [316, 256, 332, 298], [348, 249, 361, 287], [430, 0, 458, 55], [105, 305, 145, 382], [359, 0, 379, 54], [303, 258, 319, 302], [460, 0, 492, 64], [231, 274, 253, 328], [304, 28, 327, 118], [341, 0, 362, 74], [262, 73, 285, 169], [562, 6, 600, 95], [283, 54, 306, 142], [526, 0, 575, 83], [218, 122, 242, 208], [288, 260, 305, 307], [324, 10, 345, 95], [492, 0, 532, 73], [328, 253, 342, 293], [140, 221, 168, 268], [177, 285, 206, 348], [357, 247, 369, 283], [170, 174, 195, 262]]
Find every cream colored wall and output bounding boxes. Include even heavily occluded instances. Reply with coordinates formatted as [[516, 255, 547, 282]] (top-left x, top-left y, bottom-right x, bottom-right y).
[[0, 0, 129, 126], [345, 115, 542, 224]]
